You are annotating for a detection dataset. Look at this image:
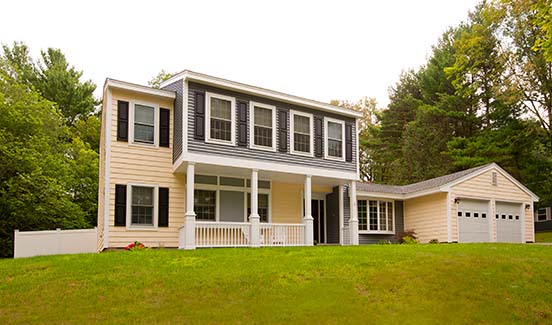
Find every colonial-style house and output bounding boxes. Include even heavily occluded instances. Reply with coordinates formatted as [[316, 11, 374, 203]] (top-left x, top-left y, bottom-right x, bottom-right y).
[[97, 70, 538, 250]]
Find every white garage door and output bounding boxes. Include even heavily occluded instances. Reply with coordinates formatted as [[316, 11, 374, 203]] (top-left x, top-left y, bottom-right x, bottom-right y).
[[496, 202, 522, 243], [457, 199, 490, 243]]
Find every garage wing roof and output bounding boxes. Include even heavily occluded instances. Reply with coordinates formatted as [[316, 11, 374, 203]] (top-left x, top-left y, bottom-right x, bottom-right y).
[[357, 164, 492, 195]]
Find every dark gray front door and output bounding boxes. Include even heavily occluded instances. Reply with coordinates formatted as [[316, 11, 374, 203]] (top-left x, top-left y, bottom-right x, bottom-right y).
[[312, 199, 325, 244]]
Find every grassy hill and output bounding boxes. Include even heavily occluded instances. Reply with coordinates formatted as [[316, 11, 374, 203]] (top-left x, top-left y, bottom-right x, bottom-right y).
[[1, 244, 551, 323]]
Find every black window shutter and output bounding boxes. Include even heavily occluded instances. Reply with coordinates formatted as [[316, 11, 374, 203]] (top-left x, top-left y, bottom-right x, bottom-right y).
[[117, 101, 129, 142], [278, 109, 288, 152], [114, 184, 127, 226], [314, 116, 323, 157], [160, 108, 170, 147], [237, 101, 248, 146], [158, 187, 169, 227], [194, 92, 205, 140], [345, 123, 353, 162]]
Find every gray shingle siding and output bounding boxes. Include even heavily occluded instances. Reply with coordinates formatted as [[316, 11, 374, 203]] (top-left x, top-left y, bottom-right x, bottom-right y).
[[161, 80, 183, 163], [187, 82, 357, 172]]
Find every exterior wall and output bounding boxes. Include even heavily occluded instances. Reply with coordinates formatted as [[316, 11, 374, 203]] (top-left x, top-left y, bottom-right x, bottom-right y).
[[106, 88, 186, 248], [186, 82, 357, 172], [271, 182, 333, 224], [359, 201, 404, 244], [404, 193, 448, 243], [161, 80, 184, 163], [451, 168, 534, 242]]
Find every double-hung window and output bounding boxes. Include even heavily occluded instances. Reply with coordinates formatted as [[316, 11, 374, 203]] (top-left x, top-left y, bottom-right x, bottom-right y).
[[250, 102, 276, 151], [290, 110, 313, 156], [194, 189, 216, 221], [130, 102, 158, 146], [358, 199, 394, 233], [206, 93, 235, 145], [131, 186, 155, 226], [325, 118, 345, 160], [247, 193, 269, 222]]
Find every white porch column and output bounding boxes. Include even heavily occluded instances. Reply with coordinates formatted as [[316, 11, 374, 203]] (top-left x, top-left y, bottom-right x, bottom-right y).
[[182, 162, 196, 250], [349, 181, 359, 245], [249, 169, 261, 248], [304, 175, 314, 246]]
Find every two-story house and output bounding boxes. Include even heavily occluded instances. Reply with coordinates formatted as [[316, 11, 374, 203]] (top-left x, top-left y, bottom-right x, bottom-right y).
[[98, 70, 538, 250], [98, 71, 363, 250]]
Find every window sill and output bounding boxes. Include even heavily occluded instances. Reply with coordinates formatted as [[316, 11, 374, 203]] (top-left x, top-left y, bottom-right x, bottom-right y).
[[290, 150, 314, 157], [250, 144, 276, 152], [129, 142, 159, 149], [205, 138, 235, 147], [324, 155, 345, 162], [359, 230, 395, 235], [126, 226, 158, 231]]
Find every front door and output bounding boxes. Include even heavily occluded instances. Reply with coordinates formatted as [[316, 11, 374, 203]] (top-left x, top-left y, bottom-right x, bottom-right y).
[[312, 199, 325, 244]]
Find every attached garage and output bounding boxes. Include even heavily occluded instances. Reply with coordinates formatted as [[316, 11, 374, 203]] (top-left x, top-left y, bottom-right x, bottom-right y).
[[356, 163, 539, 244], [457, 199, 490, 243], [495, 202, 523, 243]]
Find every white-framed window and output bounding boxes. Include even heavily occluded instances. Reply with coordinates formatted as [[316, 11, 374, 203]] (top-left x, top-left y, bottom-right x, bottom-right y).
[[290, 110, 314, 156], [127, 184, 159, 229], [194, 174, 271, 222], [129, 102, 159, 147], [249, 101, 276, 151], [537, 208, 547, 222], [205, 92, 236, 145], [324, 117, 345, 161], [247, 193, 269, 222], [357, 199, 394, 233], [194, 189, 217, 221]]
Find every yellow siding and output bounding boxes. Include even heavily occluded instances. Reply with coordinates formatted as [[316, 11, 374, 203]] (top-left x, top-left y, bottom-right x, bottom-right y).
[[271, 183, 332, 224], [272, 183, 302, 223], [452, 168, 534, 242], [404, 193, 448, 243], [107, 88, 185, 248]]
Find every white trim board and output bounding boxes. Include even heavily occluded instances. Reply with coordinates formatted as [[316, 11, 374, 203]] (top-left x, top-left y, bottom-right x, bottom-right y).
[[159, 70, 362, 119], [105, 78, 176, 99]]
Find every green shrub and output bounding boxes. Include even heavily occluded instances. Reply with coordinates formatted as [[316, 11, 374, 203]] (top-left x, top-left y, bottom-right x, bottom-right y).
[[401, 236, 418, 244], [395, 229, 418, 244], [378, 240, 392, 245], [429, 239, 440, 244]]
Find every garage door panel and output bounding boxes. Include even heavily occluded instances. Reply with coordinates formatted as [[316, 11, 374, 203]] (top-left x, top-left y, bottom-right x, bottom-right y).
[[496, 202, 522, 243], [457, 199, 490, 243]]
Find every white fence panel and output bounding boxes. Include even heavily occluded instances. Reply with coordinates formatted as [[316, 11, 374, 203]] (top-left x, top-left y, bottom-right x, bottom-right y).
[[14, 228, 97, 258]]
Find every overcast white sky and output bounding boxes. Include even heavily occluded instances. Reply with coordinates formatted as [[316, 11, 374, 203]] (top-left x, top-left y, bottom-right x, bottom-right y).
[[1, 0, 479, 107]]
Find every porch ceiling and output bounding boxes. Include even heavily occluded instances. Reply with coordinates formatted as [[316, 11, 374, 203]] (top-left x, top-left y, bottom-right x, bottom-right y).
[[175, 161, 350, 187]]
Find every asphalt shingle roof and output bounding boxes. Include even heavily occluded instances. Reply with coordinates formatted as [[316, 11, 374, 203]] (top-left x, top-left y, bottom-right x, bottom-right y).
[[356, 164, 492, 195]]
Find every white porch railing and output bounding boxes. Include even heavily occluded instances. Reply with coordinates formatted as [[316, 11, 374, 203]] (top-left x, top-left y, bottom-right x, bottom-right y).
[[195, 222, 251, 248], [183, 221, 306, 248], [259, 223, 305, 246]]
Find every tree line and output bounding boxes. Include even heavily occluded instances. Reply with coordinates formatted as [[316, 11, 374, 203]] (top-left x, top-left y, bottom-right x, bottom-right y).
[[0, 43, 99, 257], [348, 0, 552, 205]]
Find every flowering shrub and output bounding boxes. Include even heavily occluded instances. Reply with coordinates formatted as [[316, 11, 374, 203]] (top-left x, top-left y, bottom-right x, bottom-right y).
[[125, 241, 145, 251]]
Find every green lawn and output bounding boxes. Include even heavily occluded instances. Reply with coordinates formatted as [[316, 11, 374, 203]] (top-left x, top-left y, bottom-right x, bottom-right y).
[[1, 245, 551, 323], [536, 231, 552, 243]]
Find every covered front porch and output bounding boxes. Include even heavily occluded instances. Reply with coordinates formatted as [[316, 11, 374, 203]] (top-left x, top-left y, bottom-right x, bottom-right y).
[[176, 161, 359, 249]]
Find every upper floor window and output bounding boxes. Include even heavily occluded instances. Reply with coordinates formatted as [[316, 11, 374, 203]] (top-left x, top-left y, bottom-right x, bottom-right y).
[[206, 92, 235, 145], [325, 118, 345, 160], [290, 110, 313, 156], [250, 102, 276, 151], [134, 104, 155, 144]]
